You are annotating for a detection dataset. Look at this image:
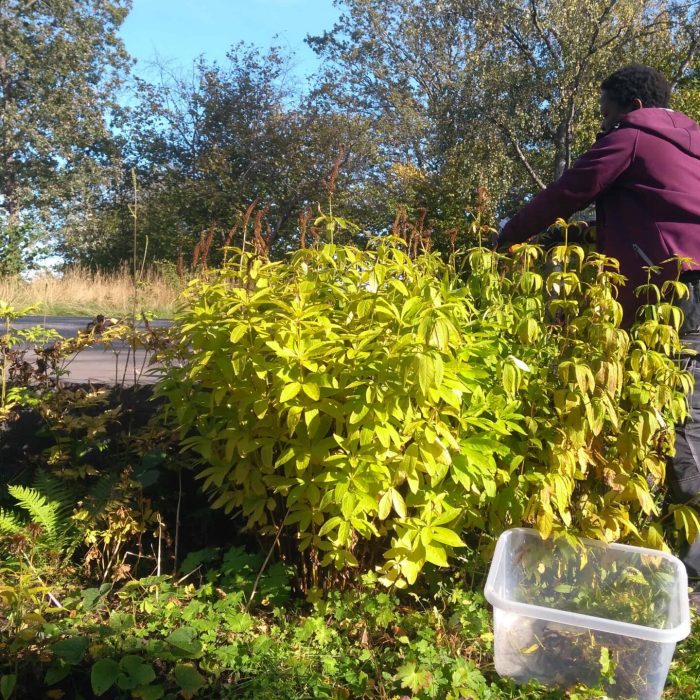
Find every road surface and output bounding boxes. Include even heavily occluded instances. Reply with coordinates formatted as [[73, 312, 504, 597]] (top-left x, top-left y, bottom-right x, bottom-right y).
[[12, 316, 171, 385]]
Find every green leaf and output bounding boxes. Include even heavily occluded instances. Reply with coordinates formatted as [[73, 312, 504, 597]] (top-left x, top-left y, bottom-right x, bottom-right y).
[[45, 663, 71, 686], [50, 636, 89, 665], [378, 490, 392, 520], [318, 516, 342, 537], [253, 398, 268, 419], [431, 506, 460, 527], [173, 663, 206, 694], [0, 508, 20, 534], [120, 655, 156, 685], [91, 658, 120, 696], [229, 324, 248, 343], [502, 362, 519, 397], [428, 317, 450, 351], [389, 278, 409, 296], [275, 445, 296, 467], [400, 555, 423, 585], [286, 405, 303, 434], [0, 675, 16, 700], [599, 646, 612, 676], [341, 491, 355, 519], [133, 685, 165, 700], [424, 542, 449, 567], [395, 662, 433, 694], [7, 485, 59, 537], [432, 353, 444, 388], [416, 353, 435, 395], [401, 297, 423, 320], [375, 425, 391, 448], [166, 628, 203, 658], [304, 408, 319, 428], [391, 488, 407, 518]]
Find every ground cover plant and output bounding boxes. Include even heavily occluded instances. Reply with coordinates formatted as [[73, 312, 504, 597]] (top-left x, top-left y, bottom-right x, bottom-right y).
[[0, 543, 698, 699], [1, 223, 699, 699]]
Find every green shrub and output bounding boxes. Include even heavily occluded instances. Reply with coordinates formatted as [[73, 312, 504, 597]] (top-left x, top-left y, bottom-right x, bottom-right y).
[[161, 230, 696, 587]]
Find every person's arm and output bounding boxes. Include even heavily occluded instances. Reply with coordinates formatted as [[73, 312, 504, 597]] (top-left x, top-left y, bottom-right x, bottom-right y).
[[500, 128, 638, 246]]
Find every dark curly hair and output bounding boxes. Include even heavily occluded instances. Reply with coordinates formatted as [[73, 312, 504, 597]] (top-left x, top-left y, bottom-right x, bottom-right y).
[[600, 64, 671, 108]]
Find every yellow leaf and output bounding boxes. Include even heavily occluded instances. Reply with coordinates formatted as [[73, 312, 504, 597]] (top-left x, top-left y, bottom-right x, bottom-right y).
[[229, 324, 248, 343], [301, 382, 320, 401], [673, 505, 700, 543], [280, 382, 301, 403], [502, 363, 519, 397], [378, 491, 392, 520], [391, 488, 407, 518], [429, 526, 465, 548], [424, 543, 449, 567], [536, 511, 553, 539]]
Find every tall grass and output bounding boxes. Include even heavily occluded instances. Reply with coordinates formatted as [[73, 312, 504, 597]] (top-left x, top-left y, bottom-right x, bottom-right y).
[[0, 265, 183, 318]]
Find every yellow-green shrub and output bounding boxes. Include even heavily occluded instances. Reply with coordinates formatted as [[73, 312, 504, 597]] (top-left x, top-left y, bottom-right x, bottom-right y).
[[160, 232, 697, 587]]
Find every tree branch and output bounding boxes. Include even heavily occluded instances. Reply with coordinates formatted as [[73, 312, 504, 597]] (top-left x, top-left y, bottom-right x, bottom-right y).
[[560, 0, 622, 170], [529, 0, 563, 68], [496, 121, 546, 190], [503, 23, 540, 72], [671, 33, 700, 89]]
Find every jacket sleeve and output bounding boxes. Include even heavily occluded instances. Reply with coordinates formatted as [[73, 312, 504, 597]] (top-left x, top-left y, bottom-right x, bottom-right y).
[[501, 128, 638, 245]]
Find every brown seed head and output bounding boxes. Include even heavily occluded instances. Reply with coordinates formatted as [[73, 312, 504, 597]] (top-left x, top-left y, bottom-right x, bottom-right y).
[[298, 207, 312, 249], [325, 144, 346, 197], [224, 223, 239, 249], [447, 228, 458, 250], [476, 185, 491, 215]]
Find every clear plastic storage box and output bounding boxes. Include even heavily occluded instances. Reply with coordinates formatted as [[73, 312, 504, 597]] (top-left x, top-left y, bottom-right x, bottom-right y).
[[484, 528, 691, 699]]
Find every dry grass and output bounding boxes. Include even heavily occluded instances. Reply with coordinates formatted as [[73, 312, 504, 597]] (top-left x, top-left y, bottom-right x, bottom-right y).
[[0, 265, 183, 318]]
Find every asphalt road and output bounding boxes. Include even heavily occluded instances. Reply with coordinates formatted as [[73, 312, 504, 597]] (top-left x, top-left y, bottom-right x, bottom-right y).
[[12, 316, 171, 385]]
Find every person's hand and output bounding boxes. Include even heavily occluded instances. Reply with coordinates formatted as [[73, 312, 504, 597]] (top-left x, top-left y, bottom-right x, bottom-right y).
[[490, 218, 510, 250]]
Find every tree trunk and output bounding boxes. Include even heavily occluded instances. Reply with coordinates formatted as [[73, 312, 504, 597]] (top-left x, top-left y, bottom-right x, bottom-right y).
[[552, 122, 568, 180]]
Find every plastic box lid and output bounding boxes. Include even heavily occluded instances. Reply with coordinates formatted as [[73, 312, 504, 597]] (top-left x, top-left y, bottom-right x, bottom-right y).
[[484, 528, 691, 644]]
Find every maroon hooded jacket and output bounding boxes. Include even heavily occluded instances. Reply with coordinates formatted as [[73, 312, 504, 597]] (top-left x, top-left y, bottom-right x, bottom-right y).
[[501, 108, 700, 326]]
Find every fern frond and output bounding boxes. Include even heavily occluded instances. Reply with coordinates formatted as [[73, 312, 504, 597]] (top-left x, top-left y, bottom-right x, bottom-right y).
[[0, 507, 22, 534], [85, 474, 119, 519], [33, 471, 76, 522], [7, 485, 59, 537]]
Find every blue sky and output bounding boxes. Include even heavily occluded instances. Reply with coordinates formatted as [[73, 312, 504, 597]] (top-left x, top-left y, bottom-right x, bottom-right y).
[[119, 0, 341, 81]]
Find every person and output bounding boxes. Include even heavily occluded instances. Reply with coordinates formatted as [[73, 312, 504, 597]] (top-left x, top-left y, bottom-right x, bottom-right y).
[[499, 64, 700, 326], [498, 64, 700, 588]]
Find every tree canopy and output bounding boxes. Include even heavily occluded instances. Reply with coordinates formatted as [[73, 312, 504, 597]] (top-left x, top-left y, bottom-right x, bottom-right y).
[[65, 46, 380, 268], [0, 0, 131, 273], [3, 0, 700, 271], [309, 0, 700, 233]]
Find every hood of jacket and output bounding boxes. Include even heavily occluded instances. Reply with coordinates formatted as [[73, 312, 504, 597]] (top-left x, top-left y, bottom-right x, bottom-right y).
[[614, 107, 700, 158]]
